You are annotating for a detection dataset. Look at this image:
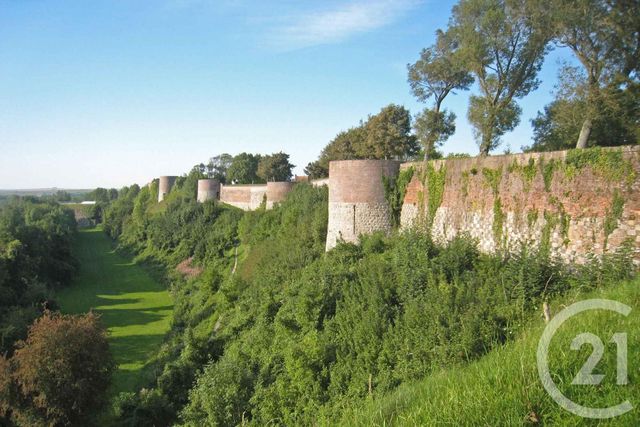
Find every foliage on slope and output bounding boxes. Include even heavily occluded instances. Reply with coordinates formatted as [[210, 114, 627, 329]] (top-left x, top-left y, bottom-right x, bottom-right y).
[[0, 198, 77, 355], [330, 276, 640, 425], [100, 175, 635, 426]]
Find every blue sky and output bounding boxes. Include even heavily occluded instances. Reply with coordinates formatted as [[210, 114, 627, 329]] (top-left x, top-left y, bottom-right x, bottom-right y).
[[0, 0, 573, 189]]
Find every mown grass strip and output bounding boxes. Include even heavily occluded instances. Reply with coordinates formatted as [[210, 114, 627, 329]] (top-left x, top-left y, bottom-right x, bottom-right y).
[[57, 227, 173, 395]]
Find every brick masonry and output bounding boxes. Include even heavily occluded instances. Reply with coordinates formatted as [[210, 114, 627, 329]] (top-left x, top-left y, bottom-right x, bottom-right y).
[[326, 160, 400, 250], [219, 184, 267, 210], [217, 181, 296, 211], [400, 146, 640, 264], [266, 182, 294, 209], [158, 176, 177, 202], [197, 179, 221, 203]]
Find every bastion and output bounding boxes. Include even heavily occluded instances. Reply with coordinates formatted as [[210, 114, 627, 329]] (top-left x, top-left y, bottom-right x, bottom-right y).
[[197, 179, 221, 203], [266, 181, 294, 209], [325, 159, 400, 250], [158, 176, 177, 202]]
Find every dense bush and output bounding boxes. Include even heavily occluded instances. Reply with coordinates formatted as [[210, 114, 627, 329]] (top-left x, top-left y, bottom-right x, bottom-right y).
[[1, 311, 115, 426], [0, 198, 77, 355], [182, 233, 633, 425]]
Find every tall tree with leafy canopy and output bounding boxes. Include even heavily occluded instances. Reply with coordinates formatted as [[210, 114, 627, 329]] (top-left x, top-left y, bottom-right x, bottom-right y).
[[525, 64, 639, 152], [257, 152, 294, 182], [362, 104, 418, 160], [304, 125, 366, 178], [227, 153, 262, 184], [551, 0, 640, 148], [305, 104, 418, 178], [408, 29, 473, 160], [451, 0, 551, 155], [207, 153, 233, 183]]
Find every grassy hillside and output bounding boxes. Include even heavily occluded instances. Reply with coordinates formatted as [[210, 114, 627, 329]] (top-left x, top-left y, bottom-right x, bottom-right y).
[[331, 278, 639, 425], [56, 228, 173, 395]]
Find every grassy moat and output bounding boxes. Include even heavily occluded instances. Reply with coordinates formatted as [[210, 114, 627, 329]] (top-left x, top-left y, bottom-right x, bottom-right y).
[[57, 227, 173, 396]]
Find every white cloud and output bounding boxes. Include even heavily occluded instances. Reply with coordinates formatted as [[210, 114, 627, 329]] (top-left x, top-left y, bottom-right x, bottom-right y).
[[269, 0, 421, 51]]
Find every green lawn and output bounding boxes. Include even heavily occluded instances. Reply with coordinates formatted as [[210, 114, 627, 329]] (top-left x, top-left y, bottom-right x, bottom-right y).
[[57, 228, 173, 395]]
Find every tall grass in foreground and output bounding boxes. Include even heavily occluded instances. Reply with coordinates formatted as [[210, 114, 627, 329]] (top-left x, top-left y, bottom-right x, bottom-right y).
[[330, 278, 639, 425]]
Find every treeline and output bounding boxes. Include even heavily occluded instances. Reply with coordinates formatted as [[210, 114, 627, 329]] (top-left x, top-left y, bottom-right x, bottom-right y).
[[99, 176, 634, 426], [304, 0, 639, 176], [196, 151, 295, 184], [0, 198, 116, 427], [0, 198, 77, 354]]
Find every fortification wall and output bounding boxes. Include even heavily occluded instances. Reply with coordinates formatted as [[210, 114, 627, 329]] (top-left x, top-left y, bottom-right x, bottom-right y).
[[400, 146, 640, 264], [310, 178, 329, 187], [158, 176, 177, 202], [197, 179, 221, 203], [219, 184, 267, 210], [266, 182, 294, 209], [326, 160, 400, 250]]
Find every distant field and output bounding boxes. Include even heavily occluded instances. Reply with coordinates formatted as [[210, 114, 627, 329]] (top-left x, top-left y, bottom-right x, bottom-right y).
[[0, 188, 92, 197], [57, 228, 173, 395]]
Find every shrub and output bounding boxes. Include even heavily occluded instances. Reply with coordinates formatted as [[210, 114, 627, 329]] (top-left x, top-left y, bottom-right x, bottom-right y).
[[9, 311, 115, 426]]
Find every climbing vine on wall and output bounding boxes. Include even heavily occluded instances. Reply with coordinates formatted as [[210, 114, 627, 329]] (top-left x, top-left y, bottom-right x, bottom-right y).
[[481, 167, 502, 194], [492, 197, 504, 245], [564, 147, 636, 185], [383, 167, 415, 228], [604, 189, 625, 249], [461, 171, 470, 199], [481, 167, 504, 245], [420, 163, 446, 229], [539, 158, 556, 192], [507, 157, 537, 192]]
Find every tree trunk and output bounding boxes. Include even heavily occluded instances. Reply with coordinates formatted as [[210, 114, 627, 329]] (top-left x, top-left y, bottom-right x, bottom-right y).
[[479, 137, 490, 156], [576, 118, 592, 149], [543, 301, 551, 323]]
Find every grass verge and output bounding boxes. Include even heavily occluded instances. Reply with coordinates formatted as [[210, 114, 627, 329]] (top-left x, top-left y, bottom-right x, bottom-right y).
[[330, 278, 640, 425]]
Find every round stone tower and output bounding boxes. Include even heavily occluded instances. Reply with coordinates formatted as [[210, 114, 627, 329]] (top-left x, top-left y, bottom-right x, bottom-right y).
[[197, 179, 221, 203], [266, 181, 294, 209], [158, 176, 177, 202], [325, 160, 400, 251]]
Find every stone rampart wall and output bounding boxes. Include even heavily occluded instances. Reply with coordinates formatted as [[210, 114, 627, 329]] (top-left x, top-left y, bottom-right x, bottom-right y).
[[219, 184, 267, 211], [400, 146, 640, 264]]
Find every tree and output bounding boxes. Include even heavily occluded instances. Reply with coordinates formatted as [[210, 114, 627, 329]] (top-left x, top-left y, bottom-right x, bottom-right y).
[[413, 109, 457, 160], [207, 153, 234, 183], [451, 0, 551, 155], [305, 104, 418, 178], [408, 29, 473, 159], [303, 161, 329, 180], [227, 153, 262, 184], [87, 188, 110, 203], [525, 64, 639, 151], [0, 355, 11, 420], [362, 104, 419, 160], [9, 311, 114, 426], [304, 125, 366, 178], [257, 152, 294, 182], [551, 0, 640, 148]]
